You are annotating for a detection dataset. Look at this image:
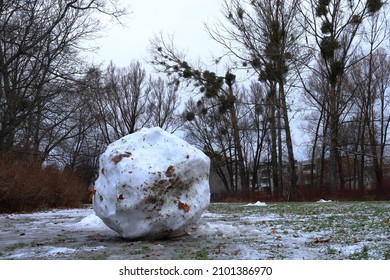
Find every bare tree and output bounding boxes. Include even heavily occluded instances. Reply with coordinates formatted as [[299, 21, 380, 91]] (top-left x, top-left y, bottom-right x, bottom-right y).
[[299, 0, 385, 195], [0, 0, 126, 152], [103, 61, 150, 139], [183, 82, 269, 193], [142, 76, 182, 132], [300, 64, 331, 192], [347, 48, 390, 191], [183, 97, 238, 193], [205, 0, 304, 199], [239, 82, 269, 191], [82, 61, 182, 146]]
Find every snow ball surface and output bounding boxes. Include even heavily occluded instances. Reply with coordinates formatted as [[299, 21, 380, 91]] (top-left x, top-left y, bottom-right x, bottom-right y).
[[93, 127, 211, 240]]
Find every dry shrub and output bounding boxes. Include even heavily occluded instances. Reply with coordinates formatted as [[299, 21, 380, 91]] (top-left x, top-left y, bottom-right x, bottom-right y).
[[0, 154, 85, 213]]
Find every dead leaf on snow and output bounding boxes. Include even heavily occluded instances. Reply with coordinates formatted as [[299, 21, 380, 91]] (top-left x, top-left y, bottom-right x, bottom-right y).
[[313, 236, 332, 244], [111, 152, 132, 164], [353, 237, 360, 243], [111, 155, 123, 164], [122, 152, 132, 158], [166, 165, 175, 177], [178, 201, 190, 213]]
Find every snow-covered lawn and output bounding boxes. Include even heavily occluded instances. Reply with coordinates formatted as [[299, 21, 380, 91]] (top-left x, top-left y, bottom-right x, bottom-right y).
[[0, 201, 389, 260]]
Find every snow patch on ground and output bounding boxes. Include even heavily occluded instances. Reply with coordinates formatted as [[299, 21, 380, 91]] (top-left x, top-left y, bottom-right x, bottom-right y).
[[194, 221, 241, 238], [44, 247, 77, 257], [317, 199, 334, 203], [245, 201, 267, 207], [73, 213, 106, 230]]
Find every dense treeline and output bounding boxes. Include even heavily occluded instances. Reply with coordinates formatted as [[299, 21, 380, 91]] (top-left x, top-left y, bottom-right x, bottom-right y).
[[1, 1, 390, 211], [150, 0, 390, 200]]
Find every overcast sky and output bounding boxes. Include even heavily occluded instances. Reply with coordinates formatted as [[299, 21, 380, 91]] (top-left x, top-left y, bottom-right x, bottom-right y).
[[89, 0, 224, 68]]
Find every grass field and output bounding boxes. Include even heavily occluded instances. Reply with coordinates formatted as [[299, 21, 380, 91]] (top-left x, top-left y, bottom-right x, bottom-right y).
[[202, 201, 390, 260], [0, 201, 389, 260]]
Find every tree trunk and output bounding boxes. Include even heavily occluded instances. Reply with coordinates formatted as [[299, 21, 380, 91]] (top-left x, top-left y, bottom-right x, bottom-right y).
[[279, 82, 298, 200], [268, 86, 280, 197], [227, 85, 249, 190], [328, 83, 340, 196], [277, 103, 284, 197]]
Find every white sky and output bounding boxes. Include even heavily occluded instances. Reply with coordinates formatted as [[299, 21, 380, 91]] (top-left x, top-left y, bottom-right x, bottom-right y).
[[89, 0, 224, 68]]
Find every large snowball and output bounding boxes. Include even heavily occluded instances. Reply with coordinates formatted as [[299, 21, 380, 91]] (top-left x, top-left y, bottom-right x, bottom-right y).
[[93, 127, 211, 240]]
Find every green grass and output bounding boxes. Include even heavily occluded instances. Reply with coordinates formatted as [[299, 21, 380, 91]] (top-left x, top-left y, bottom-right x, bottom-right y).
[[205, 201, 390, 259]]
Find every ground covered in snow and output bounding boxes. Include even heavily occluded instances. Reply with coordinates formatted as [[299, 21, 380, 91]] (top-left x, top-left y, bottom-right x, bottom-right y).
[[0, 201, 389, 260]]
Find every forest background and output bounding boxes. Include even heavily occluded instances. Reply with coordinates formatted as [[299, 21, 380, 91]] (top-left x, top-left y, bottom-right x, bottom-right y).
[[1, 0, 390, 213]]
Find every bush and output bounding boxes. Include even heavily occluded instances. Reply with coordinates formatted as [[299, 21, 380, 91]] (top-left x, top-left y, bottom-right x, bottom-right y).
[[0, 154, 85, 213]]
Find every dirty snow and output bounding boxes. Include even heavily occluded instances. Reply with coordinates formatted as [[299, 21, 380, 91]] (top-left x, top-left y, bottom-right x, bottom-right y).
[[0, 201, 389, 260]]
